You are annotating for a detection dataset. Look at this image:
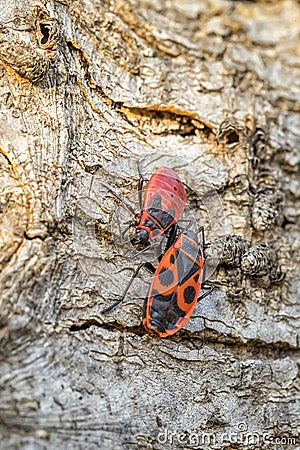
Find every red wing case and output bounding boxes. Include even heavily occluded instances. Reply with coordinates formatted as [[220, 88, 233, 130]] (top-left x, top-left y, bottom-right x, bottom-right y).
[[138, 167, 186, 239], [143, 231, 204, 337]]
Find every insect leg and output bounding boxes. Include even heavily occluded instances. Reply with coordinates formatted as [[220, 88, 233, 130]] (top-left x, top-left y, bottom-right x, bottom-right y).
[[197, 281, 214, 301], [197, 226, 205, 249], [101, 262, 155, 314], [137, 177, 144, 211], [100, 181, 136, 215], [137, 160, 150, 210], [120, 221, 134, 242], [177, 218, 194, 231]]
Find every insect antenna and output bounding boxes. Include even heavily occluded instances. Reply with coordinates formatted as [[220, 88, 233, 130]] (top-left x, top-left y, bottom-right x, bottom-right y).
[[99, 181, 136, 215]]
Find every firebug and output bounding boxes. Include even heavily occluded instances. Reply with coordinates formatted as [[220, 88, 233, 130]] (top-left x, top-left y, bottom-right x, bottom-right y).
[[143, 227, 213, 337], [130, 166, 186, 249], [102, 226, 213, 337]]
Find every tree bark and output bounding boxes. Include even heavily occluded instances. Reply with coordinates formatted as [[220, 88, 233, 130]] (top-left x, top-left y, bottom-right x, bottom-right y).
[[0, 0, 299, 449]]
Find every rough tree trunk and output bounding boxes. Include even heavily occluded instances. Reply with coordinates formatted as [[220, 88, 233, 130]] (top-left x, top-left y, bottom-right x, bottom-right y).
[[0, 0, 299, 449]]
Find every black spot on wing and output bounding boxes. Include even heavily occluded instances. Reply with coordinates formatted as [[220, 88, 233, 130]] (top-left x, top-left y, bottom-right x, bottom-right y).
[[184, 285, 196, 304], [158, 267, 174, 286], [170, 254, 175, 264], [194, 274, 200, 282]]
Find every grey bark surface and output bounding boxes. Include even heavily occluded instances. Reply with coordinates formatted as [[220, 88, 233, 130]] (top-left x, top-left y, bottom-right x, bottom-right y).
[[0, 1, 299, 449]]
